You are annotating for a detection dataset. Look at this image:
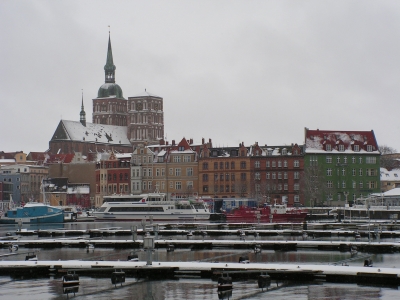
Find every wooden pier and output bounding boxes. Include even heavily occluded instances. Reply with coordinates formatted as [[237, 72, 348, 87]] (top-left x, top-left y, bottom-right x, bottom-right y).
[[0, 260, 399, 286]]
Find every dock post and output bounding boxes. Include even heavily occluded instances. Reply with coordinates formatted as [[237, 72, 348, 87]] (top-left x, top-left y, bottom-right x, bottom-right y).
[[132, 225, 137, 241], [155, 224, 159, 240], [144, 236, 154, 266], [18, 219, 22, 232]]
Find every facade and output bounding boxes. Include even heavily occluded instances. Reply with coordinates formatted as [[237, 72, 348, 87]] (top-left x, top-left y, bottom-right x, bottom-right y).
[[48, 162, 96, 207], [130, 138, 208, 201], [0, 164, 48, 204], [198, 143, 251, 199], [95, 152, 131, 207], [249, 142, 304, 207], [304, 128, 380, 206]]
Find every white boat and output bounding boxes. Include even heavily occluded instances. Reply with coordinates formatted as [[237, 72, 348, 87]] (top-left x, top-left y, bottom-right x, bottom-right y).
[[92, 192, 211, 222]]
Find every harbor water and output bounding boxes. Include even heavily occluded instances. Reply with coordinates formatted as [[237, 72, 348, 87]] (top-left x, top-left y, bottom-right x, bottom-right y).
[[1, 221, 400, 299]]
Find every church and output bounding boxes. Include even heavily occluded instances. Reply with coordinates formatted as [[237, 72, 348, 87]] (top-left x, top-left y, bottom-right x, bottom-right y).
[[49, 34, 165, 156]]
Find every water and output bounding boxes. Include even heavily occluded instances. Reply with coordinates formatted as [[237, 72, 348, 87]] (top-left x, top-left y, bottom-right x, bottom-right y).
[[1, 222, 400, 299]]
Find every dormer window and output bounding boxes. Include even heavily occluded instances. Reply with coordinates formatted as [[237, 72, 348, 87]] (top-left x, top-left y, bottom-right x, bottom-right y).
[[354, 145, 360, 152], [282, 148, 287, 155], [267, 150, 272, 156], [395, 174, 398, 177], [338, 145, 344, 152], [367, 145, 373, 152], [178, 146, 184, 151], [326, 144, 332, 151]]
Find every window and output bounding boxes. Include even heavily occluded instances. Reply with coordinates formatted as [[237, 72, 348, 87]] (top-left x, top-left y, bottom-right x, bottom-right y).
[[203, 163, 208, 170], [282, 148, 287, 155], [326, 144, 332, 151], [220, 174, 224, 181], [366, 157, 377, 164], [225, 162, 229, 169], [156, 169, 160, 176], [294, 160, 299, 167], [161, 169, 165, 176], [294, 195, 300, 202], [278, 161, 282, 167], [359, 169, 363, 176], [220, 162, 224, 169], [326, 156, 332, 163], [278, 172, 282, 179], [342, 168, 346, 176], [255, 161, 260, 168], [352, 168, 356, 176], [284, 183, 288, 190], [352, 181, 356, 188], [241, 173, 246, 180], [336, 157, 340, 163], [231, 162, 235, 169], [354, 145, 360, 152], [169, 168, 173, 175], [327, 181, 333, 188], [272, 161, 276, 167], [226, 185, 230, 192], [203, 185, 208, 192], [203, 174, 209, 181], [266, 172, 270, 179], [272, 173, 276, 179], [284, 172, 288, 179], [294, 183, 299, 190], [186, 168, 193, 176], [255, 172, 260, 180], [359, 157, 363, 164], [342, 181, 346, 188], [327, 168, 332, 176], [294, 172, 299, 180], [368, 181, 376, 189], [240, 161, 246, 169], [175, 182, 182, 189], [339, 145, 345, 152], [352, 157, 356, 163], [283, 160, 288, 167], [214, 162, 218, 170], [359, 181, 363, 188], [231, 173, 235, 181], [344, 157, 347, 164], [278, 184, 282, 190], [266, 161, 270, 168], [183, 156, 191, 162], [225, 173, 229, 181], [367, 145, 373, 152]]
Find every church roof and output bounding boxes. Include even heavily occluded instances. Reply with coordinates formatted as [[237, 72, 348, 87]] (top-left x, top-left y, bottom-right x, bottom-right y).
[[51, 120, 131, 146], [130, 90, 161, 98]]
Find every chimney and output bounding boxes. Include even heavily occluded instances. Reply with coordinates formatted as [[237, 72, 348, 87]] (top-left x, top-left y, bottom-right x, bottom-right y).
[[172, 140, 175, 145], [202, 138, 205, 144], [190, 138, 193, 144]]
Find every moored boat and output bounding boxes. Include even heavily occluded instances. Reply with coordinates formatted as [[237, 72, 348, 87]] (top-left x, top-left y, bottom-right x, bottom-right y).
[[225, 204, 307, 223], [0, 202, 64, 224], [92, 192, 211, 222]]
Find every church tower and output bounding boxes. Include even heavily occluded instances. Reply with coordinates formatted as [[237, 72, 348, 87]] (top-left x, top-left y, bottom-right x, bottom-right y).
[[92, 33, 127, 126], [80, 92, 86, 126], [127, 90, 164, 146]]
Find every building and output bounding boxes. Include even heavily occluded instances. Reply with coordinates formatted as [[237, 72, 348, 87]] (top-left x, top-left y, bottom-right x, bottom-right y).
[[304, 128, 380, 206], [380, 168, 400, 192], [49, 33, 164, 156], [95, 151, 131, 207], [130, 138, 208, 200]]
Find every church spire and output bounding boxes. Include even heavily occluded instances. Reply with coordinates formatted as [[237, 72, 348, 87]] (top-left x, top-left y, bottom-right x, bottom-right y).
[[104, 31, 116, 83], [80, 90, 86, 127]]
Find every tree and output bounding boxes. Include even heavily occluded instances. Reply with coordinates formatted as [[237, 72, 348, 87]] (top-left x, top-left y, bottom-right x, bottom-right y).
[[300, 165, 330, 207], [379, 145, 398, 171]]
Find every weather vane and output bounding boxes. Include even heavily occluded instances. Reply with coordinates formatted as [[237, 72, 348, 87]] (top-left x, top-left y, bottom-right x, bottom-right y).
[[108, 25, 110, 33]]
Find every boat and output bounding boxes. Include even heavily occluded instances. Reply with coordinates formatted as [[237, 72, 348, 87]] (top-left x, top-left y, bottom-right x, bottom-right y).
[[92, 192, 211, 222], [225, 204, 307, 223], [0, 202, 64, 224]]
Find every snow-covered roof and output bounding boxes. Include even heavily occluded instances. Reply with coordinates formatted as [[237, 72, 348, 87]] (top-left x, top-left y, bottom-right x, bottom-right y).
[[305, 129, 379, 154], [380, 168, 400, 182], [59, 120, 131, 145], [67, 186, 90, 194]]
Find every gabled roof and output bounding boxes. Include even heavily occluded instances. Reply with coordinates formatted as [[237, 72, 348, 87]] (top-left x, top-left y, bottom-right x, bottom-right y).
[[50, 120, 131, 146], [304, 128, 379, 154]]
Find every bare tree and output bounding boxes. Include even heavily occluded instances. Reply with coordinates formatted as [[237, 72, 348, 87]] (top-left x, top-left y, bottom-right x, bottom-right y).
[[379, 145, 398, 171], [301, 165, 329, 207]]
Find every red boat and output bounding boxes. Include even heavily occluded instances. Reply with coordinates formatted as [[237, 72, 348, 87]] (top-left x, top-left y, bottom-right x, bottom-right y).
[[225, 204, 307, 223]]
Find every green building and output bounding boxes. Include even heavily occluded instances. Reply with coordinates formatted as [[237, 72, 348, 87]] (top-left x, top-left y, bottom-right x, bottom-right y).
[[304, 128, 380, 206]]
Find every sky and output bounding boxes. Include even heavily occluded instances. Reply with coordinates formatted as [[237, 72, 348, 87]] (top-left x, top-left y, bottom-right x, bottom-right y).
[[1, 1, 400, 153]]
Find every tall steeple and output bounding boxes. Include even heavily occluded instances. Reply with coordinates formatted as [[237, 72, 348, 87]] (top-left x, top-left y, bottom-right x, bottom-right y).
[[80, 91, 86, 127], [104, 32, 116, 83]]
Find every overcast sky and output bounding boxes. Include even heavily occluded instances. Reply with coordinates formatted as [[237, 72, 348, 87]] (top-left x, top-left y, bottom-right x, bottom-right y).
[[1, 1, 400, 153]]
